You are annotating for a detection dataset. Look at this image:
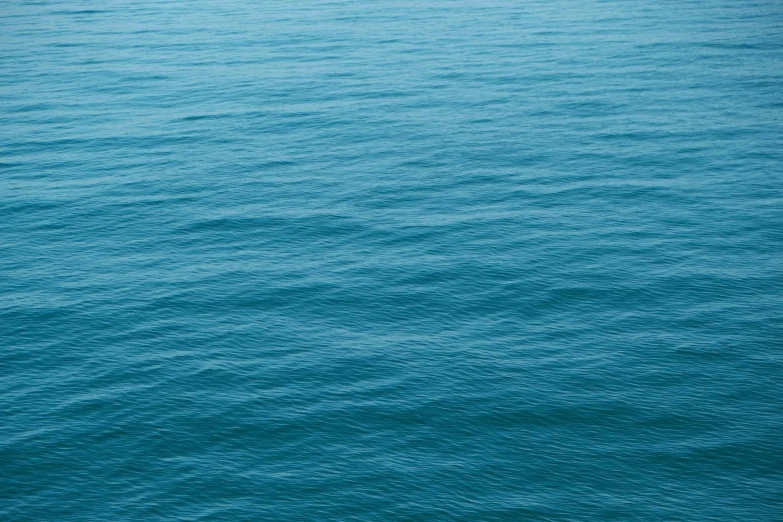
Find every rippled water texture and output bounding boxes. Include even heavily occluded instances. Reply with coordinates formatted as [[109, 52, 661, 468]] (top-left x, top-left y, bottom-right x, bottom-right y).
[[2, 0, 782, 520]]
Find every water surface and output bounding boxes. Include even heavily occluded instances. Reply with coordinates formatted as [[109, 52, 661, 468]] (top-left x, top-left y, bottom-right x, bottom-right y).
[[2, 0, 782, 520]]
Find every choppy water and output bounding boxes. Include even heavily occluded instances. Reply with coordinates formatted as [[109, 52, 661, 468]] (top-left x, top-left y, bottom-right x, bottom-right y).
[[2, 0, 782, 520]]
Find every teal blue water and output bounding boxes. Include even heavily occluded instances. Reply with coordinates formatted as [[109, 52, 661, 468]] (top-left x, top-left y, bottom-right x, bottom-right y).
[[2, 0, 782, 520]]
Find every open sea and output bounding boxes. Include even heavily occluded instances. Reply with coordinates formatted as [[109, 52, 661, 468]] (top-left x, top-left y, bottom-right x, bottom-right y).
[[2, 0, 782, 520]]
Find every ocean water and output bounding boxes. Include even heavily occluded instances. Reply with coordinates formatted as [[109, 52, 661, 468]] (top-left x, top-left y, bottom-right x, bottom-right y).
[[2, 0, 782, 519]]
